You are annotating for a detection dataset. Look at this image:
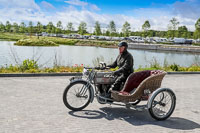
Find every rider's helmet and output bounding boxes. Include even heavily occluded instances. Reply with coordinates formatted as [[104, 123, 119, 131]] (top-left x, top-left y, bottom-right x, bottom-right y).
[[118, 41, 128, 48]]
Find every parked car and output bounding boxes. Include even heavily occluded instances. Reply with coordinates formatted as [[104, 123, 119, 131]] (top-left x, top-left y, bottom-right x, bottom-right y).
[[104, 36, 111, 41], [62, 35, 70, 38], [41, 32, 48, 36], [173, 38, 186, 44], [145, 37, 155, 43], [129, 36, 142, 42], [89, 35, 98, 40], [185, 39, 193, 44], [111, 37, 121, 41], [98, 36, 106, 40], [82, 35, 90, 39]]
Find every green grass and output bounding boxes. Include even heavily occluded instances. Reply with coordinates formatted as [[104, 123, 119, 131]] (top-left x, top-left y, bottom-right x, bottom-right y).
[[135, 64, 200, 72], [14, 38, 59, 46], [0, 66, 84, 73], [0, 33, 117, 47], [0, 33, 26, 41], [1, 61, 200, 74], [192, 43, 200, 46], [46, 37, 79, 45], [76, 40, 118, 47]]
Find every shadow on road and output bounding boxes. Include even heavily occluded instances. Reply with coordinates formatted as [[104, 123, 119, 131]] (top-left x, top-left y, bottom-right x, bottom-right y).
[[68, 107, 200, 130]]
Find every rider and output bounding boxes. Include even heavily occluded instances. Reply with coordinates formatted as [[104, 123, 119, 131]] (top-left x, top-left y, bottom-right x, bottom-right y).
[[107, 41, 134, 94]]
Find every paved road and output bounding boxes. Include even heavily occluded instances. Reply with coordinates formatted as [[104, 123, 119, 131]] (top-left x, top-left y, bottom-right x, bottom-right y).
[[0, 74, 200, 133]]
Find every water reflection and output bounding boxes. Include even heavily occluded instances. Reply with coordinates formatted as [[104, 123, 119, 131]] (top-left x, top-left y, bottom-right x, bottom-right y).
[[0, 41, 199, 69]]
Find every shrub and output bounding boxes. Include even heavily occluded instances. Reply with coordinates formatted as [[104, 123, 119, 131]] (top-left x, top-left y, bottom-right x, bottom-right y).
[[170, 63, 179, 71], [20, 59, 39, 72], [187, 65, 200, 71], [14, 38, 58, 46]]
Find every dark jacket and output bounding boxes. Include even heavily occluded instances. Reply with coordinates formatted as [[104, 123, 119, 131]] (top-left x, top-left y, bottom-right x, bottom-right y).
[[107, 50, 134, 76]]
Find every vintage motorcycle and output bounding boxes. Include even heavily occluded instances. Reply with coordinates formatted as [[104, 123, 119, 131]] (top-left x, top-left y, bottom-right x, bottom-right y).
[[63, 63, 176, 120]]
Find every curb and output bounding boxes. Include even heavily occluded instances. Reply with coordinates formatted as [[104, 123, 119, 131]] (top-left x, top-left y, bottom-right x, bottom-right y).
[[0, 73, 82, 77], [167, 72, 200, 74], [0, 72, 200, 77]]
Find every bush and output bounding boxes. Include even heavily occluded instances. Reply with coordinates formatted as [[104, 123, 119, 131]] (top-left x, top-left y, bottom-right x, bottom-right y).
[[170, 63, 179, 71], [20, 59, 39, 72], [187, 65, 200, 71], [14, 38, 58, 46]]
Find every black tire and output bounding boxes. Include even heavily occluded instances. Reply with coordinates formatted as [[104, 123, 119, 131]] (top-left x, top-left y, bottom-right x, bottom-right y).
[[63, 81, 92, 111], [148, 88, 176, 120]]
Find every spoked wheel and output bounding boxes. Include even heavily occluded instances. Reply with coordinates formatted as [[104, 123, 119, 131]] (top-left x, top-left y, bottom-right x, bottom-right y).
[[63, 81, 92, 111], [148, 88, 176, 120]]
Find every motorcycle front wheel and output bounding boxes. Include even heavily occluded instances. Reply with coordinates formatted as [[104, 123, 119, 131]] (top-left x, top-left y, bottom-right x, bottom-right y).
[[63, 81, 92, 111]]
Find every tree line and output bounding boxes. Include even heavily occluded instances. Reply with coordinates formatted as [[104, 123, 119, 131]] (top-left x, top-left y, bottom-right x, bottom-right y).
[[0, 17, 200, 39]]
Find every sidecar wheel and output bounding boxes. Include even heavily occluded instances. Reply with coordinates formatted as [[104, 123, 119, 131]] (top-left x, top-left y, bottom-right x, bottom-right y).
[[148, 88, 176, 120], [63, 81, 92, 111]]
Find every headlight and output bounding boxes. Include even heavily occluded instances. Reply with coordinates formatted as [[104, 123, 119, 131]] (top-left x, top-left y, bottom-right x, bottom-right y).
[[83, 68, 89, 76]]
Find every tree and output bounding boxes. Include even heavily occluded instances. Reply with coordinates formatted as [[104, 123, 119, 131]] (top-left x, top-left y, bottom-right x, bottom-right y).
[[12, 22, 19, 33], [167, 18, 179, 38], [0, 22, 5, 32], [66, 22, 74, 33], [5, 21, 11, 32], [46, 22, 54, 33], [52, 26, 56, 34], [122, 21, 131, 37], [108, 20, 116, 36], [36, 21, 43, 33], [105, 30, 110, 36], [169, 17, 179, 30], [142, 20, 151, 31], [78, 21, 87, 35], [195, 18, 200, 30], [94, 21, 102, 35], [28, 21, 33, 34], [142, 20, 151, 37], [56, 21, 63, 34], [194, 18, 200, 39], [148, 30, 155, 37], [19, 22, 26, 33], [176, 26, 188, 38]]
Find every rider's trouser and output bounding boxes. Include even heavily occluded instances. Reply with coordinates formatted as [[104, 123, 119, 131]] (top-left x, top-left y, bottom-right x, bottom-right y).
[[111, 74, 129, 91]]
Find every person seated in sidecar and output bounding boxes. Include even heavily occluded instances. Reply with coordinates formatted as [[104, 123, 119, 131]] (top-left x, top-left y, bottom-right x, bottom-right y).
[[106, 41, 134, 97]]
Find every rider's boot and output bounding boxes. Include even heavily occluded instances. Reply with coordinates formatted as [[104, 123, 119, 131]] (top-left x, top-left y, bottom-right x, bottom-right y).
[[104, 84, 120, 103]]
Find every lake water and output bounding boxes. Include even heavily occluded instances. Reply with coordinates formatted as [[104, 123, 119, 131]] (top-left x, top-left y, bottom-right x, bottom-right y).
[[0, 41, 200, 69]]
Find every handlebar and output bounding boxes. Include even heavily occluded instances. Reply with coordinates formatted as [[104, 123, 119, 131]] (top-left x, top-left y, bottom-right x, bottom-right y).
[[84, 62, 108, 70], [84, 66, 110, 70], [84, 67, 94, 69]]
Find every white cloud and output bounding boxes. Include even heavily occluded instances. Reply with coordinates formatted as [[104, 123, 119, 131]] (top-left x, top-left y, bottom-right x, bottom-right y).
[[64, 0, 88, 7], [0, 0, 199, 32], [89, 4, 100, 11], [64, 0, 100, 11], [41, 1, 55, 10], [172, 0, 200, 20], [0, 0, 40, 11]]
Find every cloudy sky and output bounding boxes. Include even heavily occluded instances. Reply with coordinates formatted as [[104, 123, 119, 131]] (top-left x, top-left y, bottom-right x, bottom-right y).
[[0, 0, 200, 32]]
